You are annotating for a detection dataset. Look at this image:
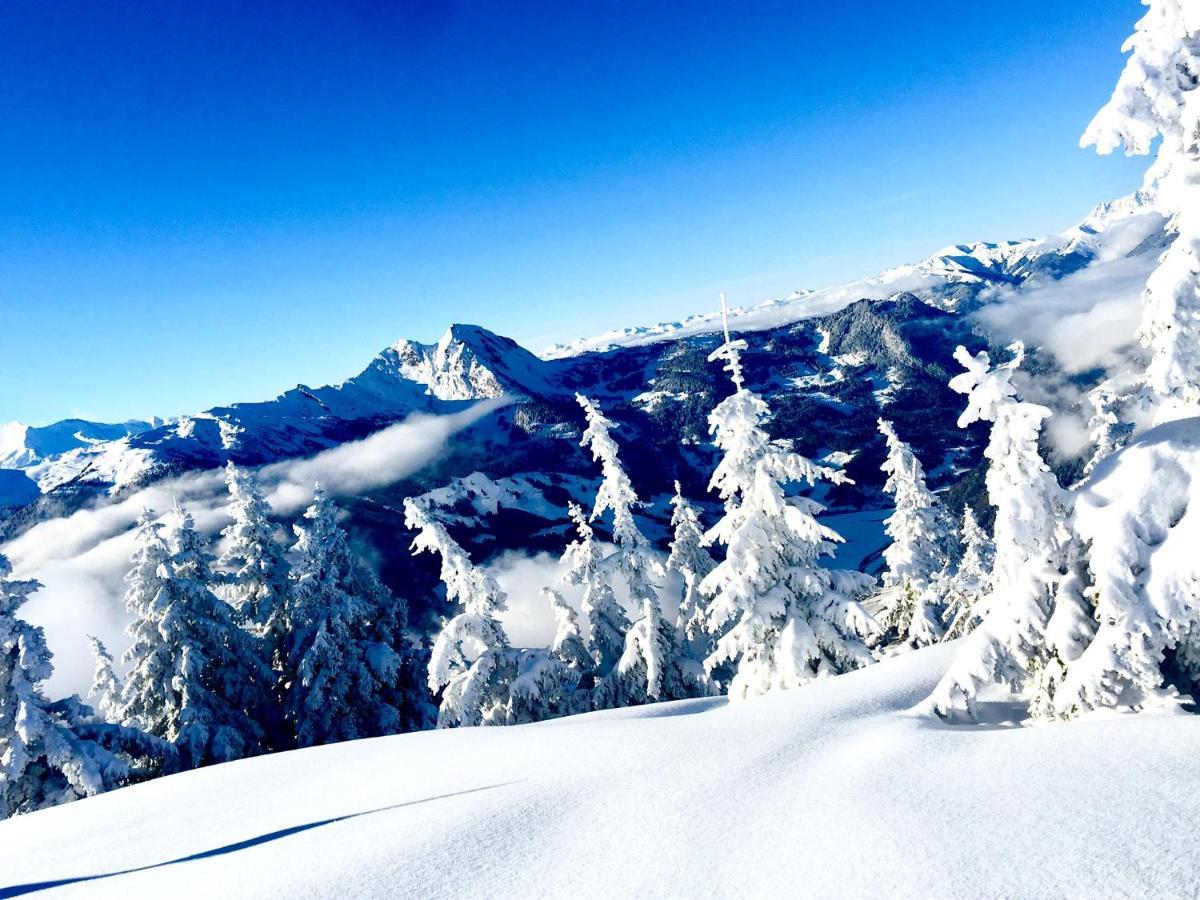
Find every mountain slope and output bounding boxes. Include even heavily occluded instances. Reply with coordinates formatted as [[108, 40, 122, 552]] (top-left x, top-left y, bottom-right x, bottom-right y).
[[1, 644, 1197, 899]]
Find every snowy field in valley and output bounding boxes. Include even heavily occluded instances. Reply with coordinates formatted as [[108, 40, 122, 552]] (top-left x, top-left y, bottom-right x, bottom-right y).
[[2, 643, 1197, 900]]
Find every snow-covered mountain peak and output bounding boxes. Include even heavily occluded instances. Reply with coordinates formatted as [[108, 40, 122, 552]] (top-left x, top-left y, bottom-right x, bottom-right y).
[[382, 324, 548, 401]]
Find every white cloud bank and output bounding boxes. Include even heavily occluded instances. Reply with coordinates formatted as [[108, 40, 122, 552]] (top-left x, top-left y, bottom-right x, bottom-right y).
[[3, 399, 508, 699]]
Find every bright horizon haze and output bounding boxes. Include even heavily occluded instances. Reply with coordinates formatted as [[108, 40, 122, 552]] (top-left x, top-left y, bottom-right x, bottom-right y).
[[1, 0, 1148, 425]]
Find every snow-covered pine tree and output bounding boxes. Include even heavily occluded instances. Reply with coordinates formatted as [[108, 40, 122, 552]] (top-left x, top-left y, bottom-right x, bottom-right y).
[[544, 587, 592, 673], [700, 301, 879, 699], [218, 462, 291, 655], [560, 502, 628, 675], [286, 488, 426, 746], [0, 555, 129, 818], [117, 505, 272, 767], [1083, 0, 1200, 424], [666, 483, 716, 657], [576, 394, 658, 606], [915, 345, 1087, 721], [404, 498, 516, 727], [874, 418, 945, 648], [941, 507, 994, 640], [87, 636, 121, 723], [576, 395, 703, 705]]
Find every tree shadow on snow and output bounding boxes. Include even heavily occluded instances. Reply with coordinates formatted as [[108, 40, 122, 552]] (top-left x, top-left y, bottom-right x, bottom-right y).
[[915, 699, 1029, 730], [0, 780, 521, 898]]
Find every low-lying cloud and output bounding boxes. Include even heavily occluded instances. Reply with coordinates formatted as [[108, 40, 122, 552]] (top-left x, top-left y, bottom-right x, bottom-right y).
[[3, 398, 508, 699]]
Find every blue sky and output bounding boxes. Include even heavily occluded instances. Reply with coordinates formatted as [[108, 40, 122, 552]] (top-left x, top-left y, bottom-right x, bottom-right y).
[[0, 0, 1147, 425]]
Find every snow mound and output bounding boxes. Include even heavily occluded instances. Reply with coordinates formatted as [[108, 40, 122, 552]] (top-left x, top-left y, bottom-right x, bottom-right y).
[[2, 644, 1198, 898]]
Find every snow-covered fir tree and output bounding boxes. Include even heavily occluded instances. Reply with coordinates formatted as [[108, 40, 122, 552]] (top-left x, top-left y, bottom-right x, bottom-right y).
[[1048, 415, 1200, 717], [576, 394, 658, 606], [117, 505, 272, 767], [577, 395, 702, 705], [666, 483, 715, 657], [916, 345, 1086, 721], [87, 636, 122, 724], [218, 462, 291, 656], [874, 418, 945, 648], [700, 311, 878, 699], [0, 555, 129, 818], [544, 587, 592, 673], [940, 507, 994, 640], [560, 502, 628, 674], [287, 488, 426, 746], [1083, 0, 1200, 424], [405, 498, 516, 727]]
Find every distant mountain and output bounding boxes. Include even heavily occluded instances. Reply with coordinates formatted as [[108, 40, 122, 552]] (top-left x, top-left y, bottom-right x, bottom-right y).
[[543, 190, 1163, 358], [0, 193, 1166, 595]]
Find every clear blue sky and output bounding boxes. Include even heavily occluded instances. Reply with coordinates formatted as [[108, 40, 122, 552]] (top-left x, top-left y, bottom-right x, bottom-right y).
[[0, 0, 1147, 426]]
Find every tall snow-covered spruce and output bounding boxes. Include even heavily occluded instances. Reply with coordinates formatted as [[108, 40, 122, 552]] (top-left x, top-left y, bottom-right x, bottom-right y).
[[287, 488, 425, 746], [559, 502, 628, 675], [915, 345, 1086, 721], [218, 463, 291, 657], [0, 555, 128, 818], [700, 298, 878, 699], [940, 507, 994, 641], [1083, 0, 1200, 424], [576, 395, 704, 706], [666, 483, 716, 657], [118, 505, 272, 767], [874, 418, 945, 648], [405, 498, 515, 727]]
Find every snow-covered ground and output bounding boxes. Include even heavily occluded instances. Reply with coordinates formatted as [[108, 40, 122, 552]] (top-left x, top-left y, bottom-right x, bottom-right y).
[[2, 644, 1197, 899]]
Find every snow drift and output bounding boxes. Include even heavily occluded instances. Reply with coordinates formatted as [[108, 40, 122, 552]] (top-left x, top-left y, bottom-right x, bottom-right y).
[[1, 644, 1197, 899]]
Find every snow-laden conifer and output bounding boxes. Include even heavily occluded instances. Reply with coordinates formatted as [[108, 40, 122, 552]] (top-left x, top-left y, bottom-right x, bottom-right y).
[[1083, 1, 1200, 423], [87, 636, 121, 723], [700, 302, 878, 698], [544, 587, 592, 673], [576, 395, 702, 704], [666, 483, 715, 656], [1051, 418, 1200, 717], [287, 488, 425, 745], [218, 462, 291, 654], [405, 498, 515, 727], [916, 345, 1084, 720], [577, 394, 658, 606], [874, 418, 945, 648], [560, 502, 628, 674], [940, 507, 994, 640], [0, 555, 130, 817], [118, 505, 271, 767]]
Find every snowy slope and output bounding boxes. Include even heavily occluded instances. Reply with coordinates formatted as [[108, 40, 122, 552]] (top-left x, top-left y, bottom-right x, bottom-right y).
[[2, 644, 1197, 899], [0, 420, 154, 470]]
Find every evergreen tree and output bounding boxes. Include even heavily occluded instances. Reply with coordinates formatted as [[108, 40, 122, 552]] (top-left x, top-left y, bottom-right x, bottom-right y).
[[0, 555, 129, 818], [941, 507, 994, 640], [700, 317, 878, 699], [916, 345, 1086, 721], [287, 488, 426, 746], [405, 498, 515, 727], [577, 395, 702, 704], [544, 587, 592, 673], [875, 418, 945, 648], [117, 505, 272, 767], [560, 503, 628, 674], [218, 462, 291, 655], [576, 394, 658, 605], [1083, 0, 1200, 424], [666, 483, 716, 657], [87, 636, 121, 723]]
